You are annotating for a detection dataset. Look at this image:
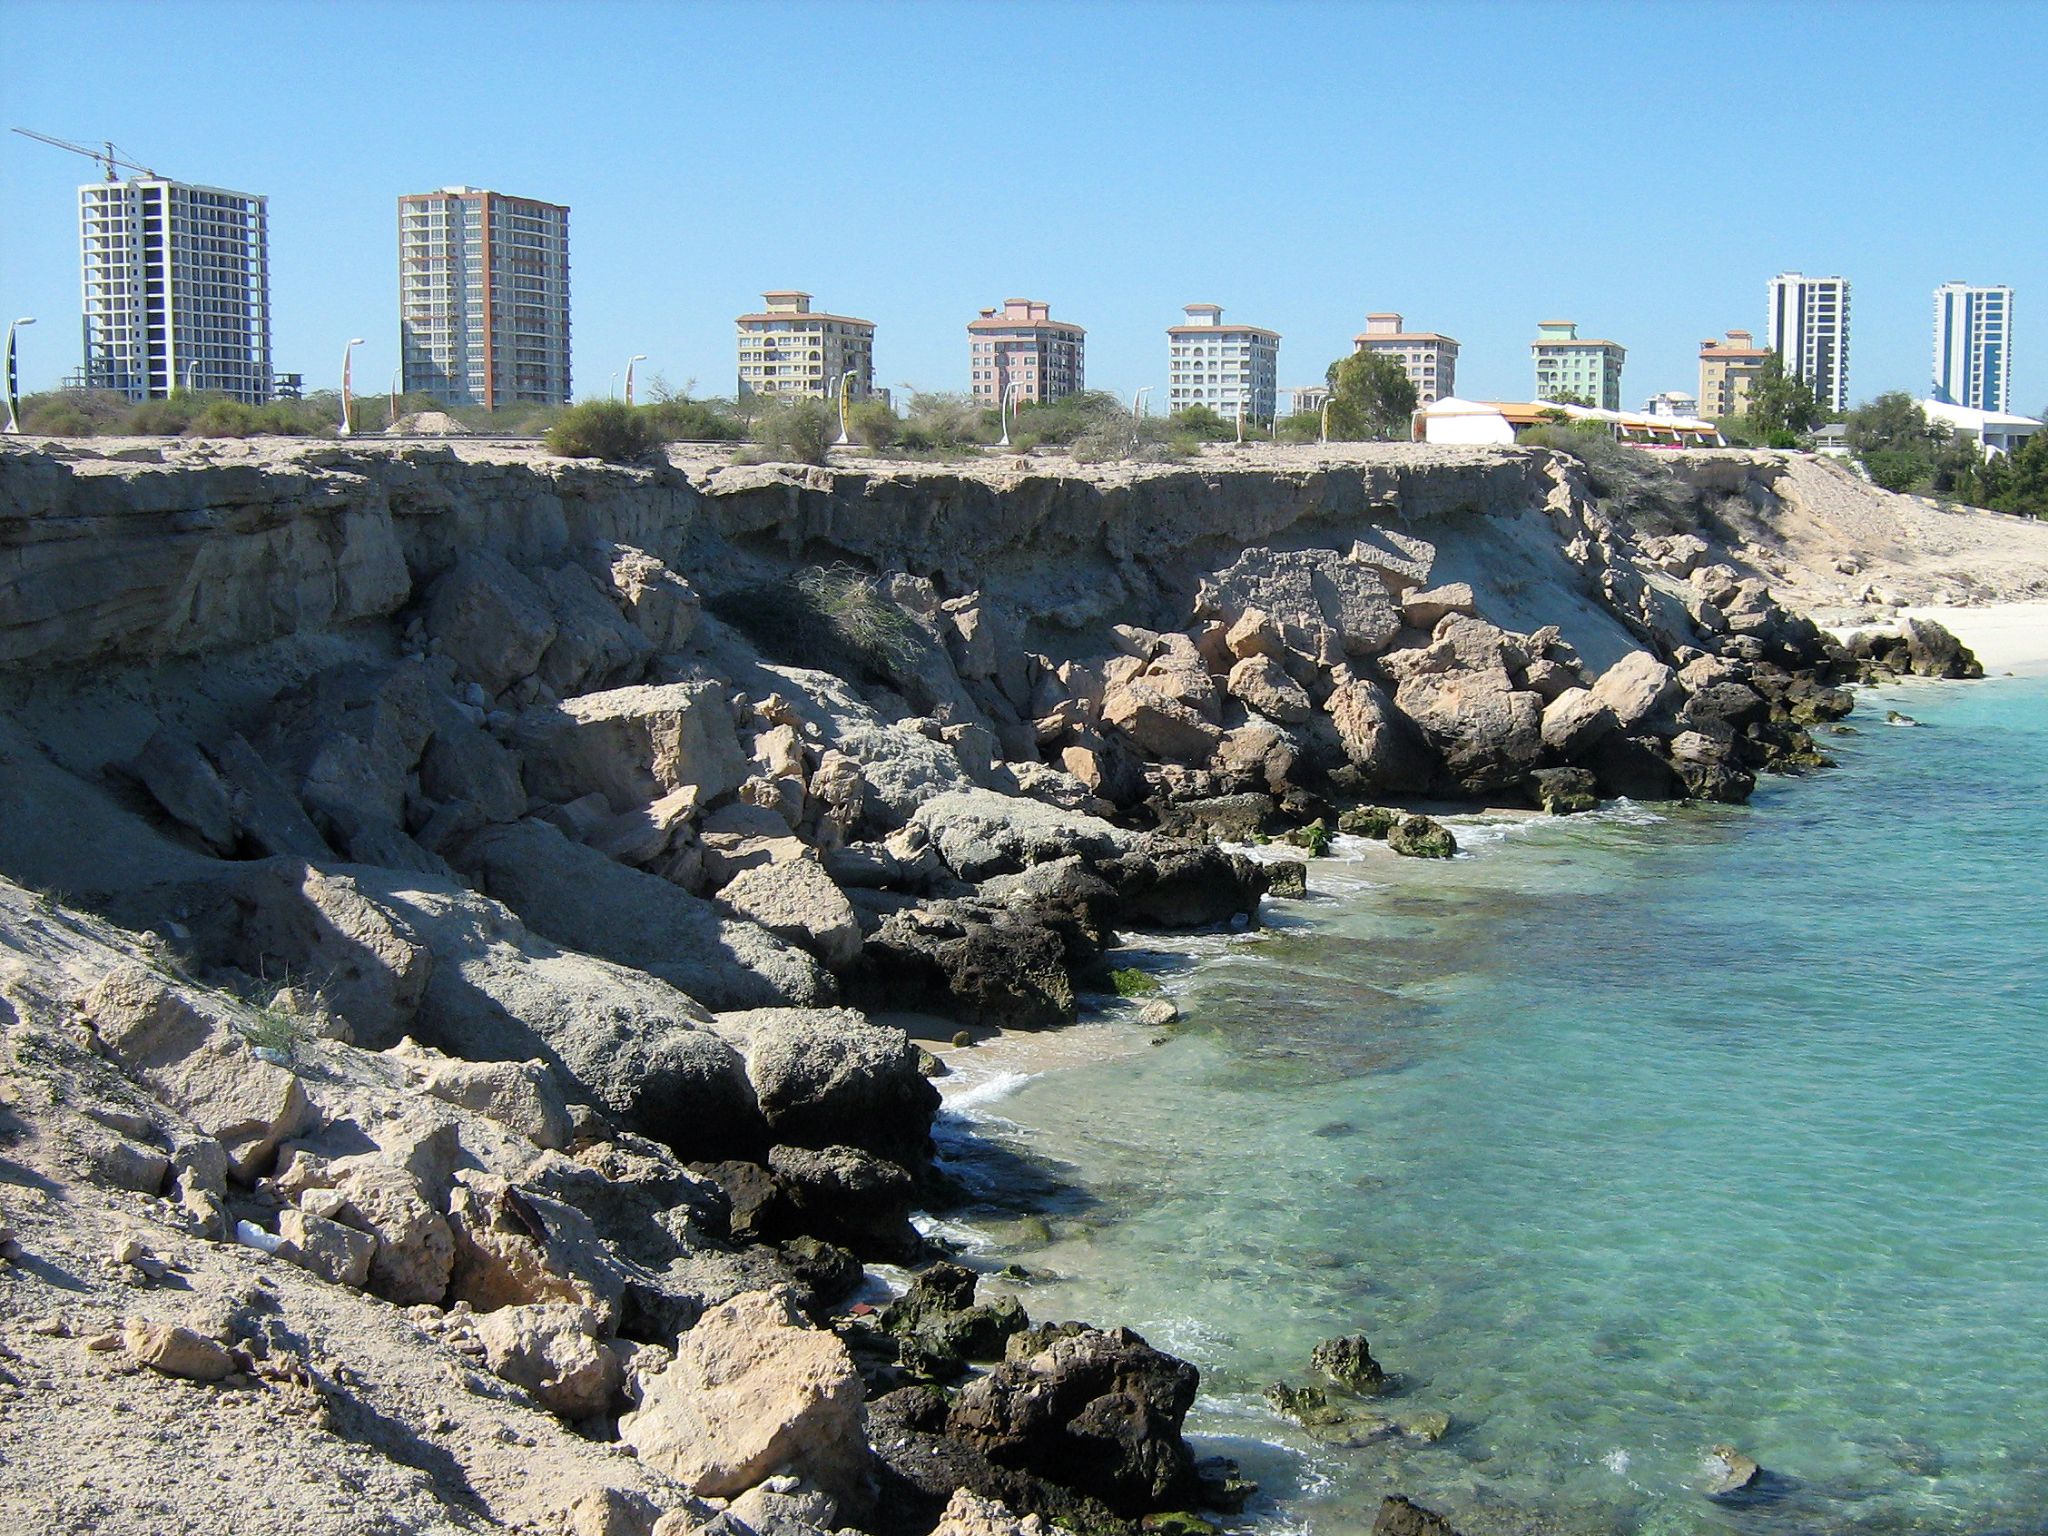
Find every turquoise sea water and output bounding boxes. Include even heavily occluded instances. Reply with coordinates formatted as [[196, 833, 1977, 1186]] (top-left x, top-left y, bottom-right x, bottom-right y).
[[936, 675, 2048, 1536]]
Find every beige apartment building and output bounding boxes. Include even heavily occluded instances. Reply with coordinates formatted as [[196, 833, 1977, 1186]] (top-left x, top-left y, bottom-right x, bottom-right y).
[[968, 299, 1084, 407], [1698, 329, 1772, 420], [736, 291, 875, 400], [1352, 313, 1459, 403]]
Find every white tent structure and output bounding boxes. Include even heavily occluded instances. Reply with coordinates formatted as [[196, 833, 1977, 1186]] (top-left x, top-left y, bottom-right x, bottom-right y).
[[1920, 398, 2042, 459]]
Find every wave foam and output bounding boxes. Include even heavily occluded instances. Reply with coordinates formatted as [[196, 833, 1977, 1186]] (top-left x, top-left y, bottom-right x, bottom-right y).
[[940, 1069, 1036, 1114]]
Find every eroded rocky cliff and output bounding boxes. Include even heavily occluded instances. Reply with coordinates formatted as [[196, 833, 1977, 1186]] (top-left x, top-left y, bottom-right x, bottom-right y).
[[0, 437, 1907, 1536]]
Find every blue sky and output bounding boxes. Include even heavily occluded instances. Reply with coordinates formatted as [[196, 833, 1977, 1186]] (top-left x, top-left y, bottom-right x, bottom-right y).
[[3, 0, 2043, 414]]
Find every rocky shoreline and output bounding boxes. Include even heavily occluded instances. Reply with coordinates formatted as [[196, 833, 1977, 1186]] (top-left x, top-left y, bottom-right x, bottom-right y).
[[0, 438, 1995, 1536]]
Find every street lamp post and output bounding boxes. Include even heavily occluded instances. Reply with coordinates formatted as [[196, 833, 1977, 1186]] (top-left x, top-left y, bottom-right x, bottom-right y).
[[3, 317, 35, 435], [609, 373, 619, 401], [185, 361, 199, 396], [997, 380, 1021, 448], [1320, 398, 1334, 446], [1132, 387, 1152, 419], [389, 367, 401, 432], [834, 372, 856, 448], [1236, 398, 1245, 445], [338, 338, 367, 437], [625, 354, 647, 407]]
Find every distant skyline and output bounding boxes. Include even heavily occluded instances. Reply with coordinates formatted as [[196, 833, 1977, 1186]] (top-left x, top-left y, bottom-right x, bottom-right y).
[[3, 0, 2043, 415]]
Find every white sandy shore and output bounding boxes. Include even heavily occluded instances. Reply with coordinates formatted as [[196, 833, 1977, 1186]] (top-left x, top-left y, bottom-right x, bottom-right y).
[[1901, 603, 2048, 674]]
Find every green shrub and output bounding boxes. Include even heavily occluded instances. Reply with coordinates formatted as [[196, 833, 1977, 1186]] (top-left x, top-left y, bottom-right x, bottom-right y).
[[1519, 424, 1696, 534], [240, 1005, 309, 1064], [641, 397, 744, 442], [1109, 967, 1161, 997], [748, 398, 835, 465], [707, 564, 925, 690], [545, 399, 658, 462]]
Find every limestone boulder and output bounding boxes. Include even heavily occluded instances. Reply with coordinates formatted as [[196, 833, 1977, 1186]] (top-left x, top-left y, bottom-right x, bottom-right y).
[[84, 966, 313, 1182], [819, 721, 970, 828], [1226, 656, 1312, 724], [535, 563, 655, 698], [617, 1287, 870, 1506], [911, 790, 1129, 883], [425, 551, 558, 697], [1194, 547, 1402, 660], [929, 1488, 1064, 1536], [1401, 583, 1477, 630], [276, 1206, 377, 1289], [447, 1172, 631, 1329], [1223, 607, 1285, 661], [597, 545, 701, 651], [729, 1007, 939, 1164], [1100, 681, 1222, 764], [453, 819, 834, 1009], [475, 1302, 623, 1421], [1590, 651, 1682, 731], [517, 680, 750, 812], [852, 904, 1077, 1032], [1390, 665, 1544, 796], [716, 860, 863, 972], [368, 880, 769, 1159], [1322, 678, 1435, 791], [410, 1050, 574, 1151], [132, 728, 236, 852], [332, 1161, 456, 1306], [1539, 687, 1620, 757], [125, 1321, 234, 1383]]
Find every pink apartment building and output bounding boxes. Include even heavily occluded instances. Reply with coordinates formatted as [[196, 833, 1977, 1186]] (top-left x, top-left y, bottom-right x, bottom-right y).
[[968, 299, 1085, 406]]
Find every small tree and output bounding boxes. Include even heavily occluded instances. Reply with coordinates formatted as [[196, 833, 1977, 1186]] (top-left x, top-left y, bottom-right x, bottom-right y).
[[1979, 430, 2048, 518], [845, 399, 898, 449], [1166, 403, 1235, 441], [1324, 351, 1419, 440], [1746, 353, 1819, 444]]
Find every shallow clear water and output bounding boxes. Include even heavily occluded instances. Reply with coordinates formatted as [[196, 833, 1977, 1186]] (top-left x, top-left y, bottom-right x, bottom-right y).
[[936, 675, 2048, 1536]]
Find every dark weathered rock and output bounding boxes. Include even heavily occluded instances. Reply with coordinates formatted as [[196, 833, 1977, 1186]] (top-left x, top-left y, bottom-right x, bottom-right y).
[[948, 1324, 1200, 1515], [1387, 814, 1456, 859], [1336, 805, 1398, 839], [1371, 1495, 1462, 1536], [868, 1386, 1125, 1536], [1847, 619, 1982, 681], [1531, 766, 1598, 815], [881, 1261, 1029, 1378], [1265, 860, 1307, 899], [852, 904, 1078, 1031], [1103, 843, 1268, 929], [768, 1143, 923, 1263]]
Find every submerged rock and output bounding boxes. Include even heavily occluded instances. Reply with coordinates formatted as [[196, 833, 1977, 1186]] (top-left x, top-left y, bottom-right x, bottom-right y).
[[1310, 1332, 1389, 1395], [1371, 1495, 1463, 1536]]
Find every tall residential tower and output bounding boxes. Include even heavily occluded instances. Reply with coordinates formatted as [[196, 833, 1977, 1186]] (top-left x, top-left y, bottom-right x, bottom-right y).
[[1932, 282, 2014, 413], [1167, 304, 1279, 421], [1767, 272, 1851, 414], [968, 299, 1084, 408], [399, 188, 571, 410], [1352, 313, 1459, 404], [78, 177, 272, 403]]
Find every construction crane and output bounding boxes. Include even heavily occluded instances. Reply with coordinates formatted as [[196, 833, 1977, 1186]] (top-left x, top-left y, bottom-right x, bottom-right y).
[[10, 127, 160, 182]]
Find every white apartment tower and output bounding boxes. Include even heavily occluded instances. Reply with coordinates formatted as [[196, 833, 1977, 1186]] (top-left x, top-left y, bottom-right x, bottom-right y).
[[1167, 304, 1279, 421], [399, 188, 571, 410], [1767, 272, 1851, 414], [1932, 282, 2014, 413], [736, 292, 875, 401], [1353, 313, 1459, 403], [78, 177, 272, 403]]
